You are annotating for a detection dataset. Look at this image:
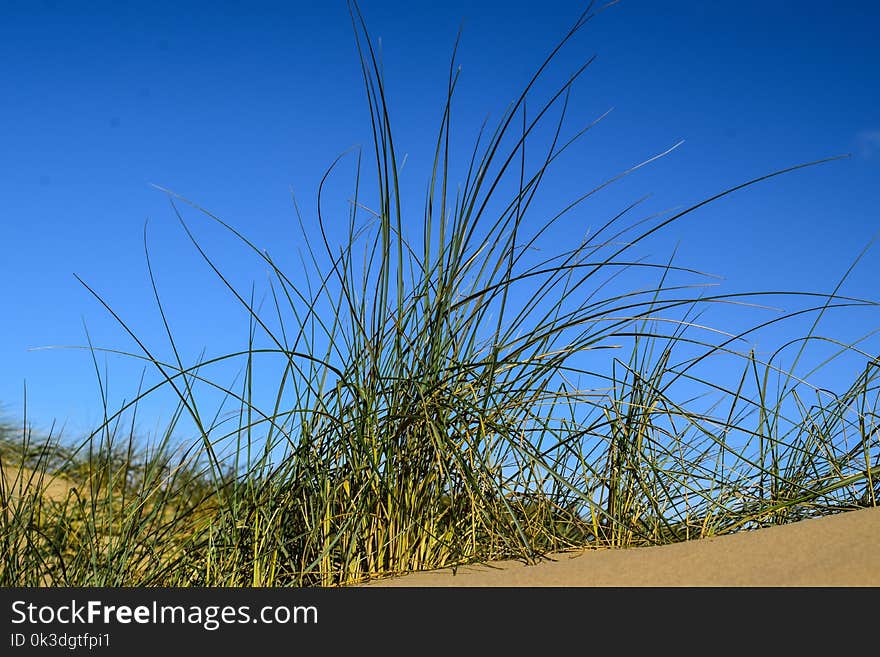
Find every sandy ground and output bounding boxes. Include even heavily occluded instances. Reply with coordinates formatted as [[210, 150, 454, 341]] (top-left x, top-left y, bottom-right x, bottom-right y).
[[1, 466, 77, 503], [368, 506, 880, 586]]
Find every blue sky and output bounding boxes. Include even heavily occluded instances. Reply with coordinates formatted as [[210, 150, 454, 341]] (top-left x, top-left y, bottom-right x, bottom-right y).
[[2, 0, 878, 438]]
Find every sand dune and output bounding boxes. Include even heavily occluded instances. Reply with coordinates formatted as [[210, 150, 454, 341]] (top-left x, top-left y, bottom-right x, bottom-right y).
[[368, 506, 880, 586], [1, 466, 77, 503]]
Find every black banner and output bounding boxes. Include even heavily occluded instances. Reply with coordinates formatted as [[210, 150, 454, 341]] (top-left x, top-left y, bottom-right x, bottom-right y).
[[0, 586, 862, 653]]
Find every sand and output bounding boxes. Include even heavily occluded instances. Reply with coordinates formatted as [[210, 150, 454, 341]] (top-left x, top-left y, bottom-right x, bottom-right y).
[[367, 506, 880, 586], [1, 466, 77, 503]]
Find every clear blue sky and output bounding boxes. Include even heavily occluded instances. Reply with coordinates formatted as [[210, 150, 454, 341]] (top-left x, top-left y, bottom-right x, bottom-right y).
[[2, 0, 878, 437]]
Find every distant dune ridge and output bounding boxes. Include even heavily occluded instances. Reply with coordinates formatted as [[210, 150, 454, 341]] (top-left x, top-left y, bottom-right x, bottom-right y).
[[1, 467, 77, 504], [367, 506, 880, 586]]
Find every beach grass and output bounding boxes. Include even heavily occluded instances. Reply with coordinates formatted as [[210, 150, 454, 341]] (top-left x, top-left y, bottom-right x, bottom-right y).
[[1, 0, 878, 586]]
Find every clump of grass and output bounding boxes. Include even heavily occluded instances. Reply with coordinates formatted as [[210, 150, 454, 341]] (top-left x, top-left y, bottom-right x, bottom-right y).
[[2, 1, 878, 586], [0, 402, 225, 585]]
